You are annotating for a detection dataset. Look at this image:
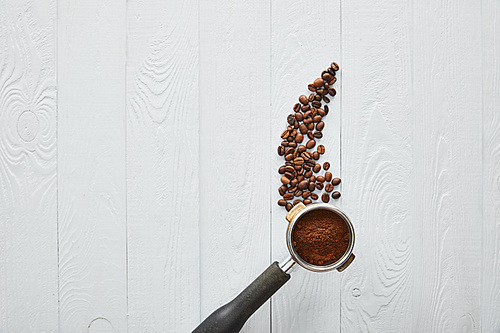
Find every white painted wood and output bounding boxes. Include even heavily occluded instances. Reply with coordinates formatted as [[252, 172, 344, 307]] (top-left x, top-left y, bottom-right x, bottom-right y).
[[0, 0, 58, 330], [126, 0, 200, 331], [57, 1, 127, 331], [198, 1, 271, 332], [340, 1, 414, 331], [270, 1, 342, 332], [482, 0, 500, 331]]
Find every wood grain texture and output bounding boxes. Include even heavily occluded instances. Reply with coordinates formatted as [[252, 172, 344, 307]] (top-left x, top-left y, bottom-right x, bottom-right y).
[[482, 0, 500, 331], [198, 1, 271, 332], [411, 0, 483, 331], [340, 0, 413, 331], [0, 0, 58, 330], [270, 1, 342, 332], [126, 0, 200, 331], [57, 1, 127, 331]]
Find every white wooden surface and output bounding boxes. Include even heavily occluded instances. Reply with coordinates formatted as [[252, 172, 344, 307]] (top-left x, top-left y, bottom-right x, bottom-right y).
[[1, 1, 499, 332]]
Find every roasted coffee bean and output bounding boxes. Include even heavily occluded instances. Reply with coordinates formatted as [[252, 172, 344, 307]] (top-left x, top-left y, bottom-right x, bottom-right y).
[[302, 104, 311, 112], [332, 178, 341, 186], [330, 77, 337, 85], [323, 162, 331, 170], [313, 131, 323, 138], [316, 121, 325, 131], [285, 161, 292, 166], [310, 108, 318, 117], [308, 182, 316, 191], [303, 110, 312, 118], [299, 95, 308, 104], [285, 154, 293, 161], [294, 190, 303, 197], [317, 108, 326, 116], [306, 160, 316, 167], [325, 183, 334, 192], [304, 170, 313, 178], [313, 78, 325, 87], [293, 157, 304, 165], [288, 186, 297, 193], [290, 129, 297, 137], [285, 147, 294, 154], [281, 176, 290, 185], [298, 180, 309, 190], [313, 115, 322, 123], [295, 112, 304, 121], [322, 72, 332, 81], [294, 122, 299, 129], [308, 94, 315, 102], [294, 103, 301, 112], [284, 172, 294, 180], [310, 175, 316, 182], [303, 198, 312, 205], [281, 130, 290, 139], [306, 140, 316, 149], [323, 96, 330, 103], [279, 185, 287, 196], [331, 62, 340, 71], [278, 166, 286, 174], [293, 199, 302, 206], [312, 101, 322, 108], [314, 94, 322, 101], [288, 142, 297, 148], [322, 192, 330, 203], [307, 123, 315, 130], [332, 191, 341, 199], [297, 145, 306, 153], [308, 84, 316, 92], [287, 114, 295, 125], [327, 67, 335, 76], [287, 136, 293, 142], [316, 89, 325, 96], [303, 164, 311, 171], [311, 193, 319, 200], [324, 82, 330, 89], [283, 193, 294, 200], [278, 199, 287, 206], [302, 191, 311, 199], [317, 145, 325, 154], [324, 105, 329, 115], [297, 175, 304, 182], [328, 88, 336, 96], [299, 124, 308, 134], [286, 202, 293, 211], [301, 152, 312, 160], [316, 182, 324, 190], [281, 141, 289, 147], [307, 131, 314, 140], [325, 172, 333, 182], [312, 151, 320, 160], [293, 164, 301, 171], [278, 146, 285, 156], [303, 117, 312, 125], [317, 176, 325, 182], [295, 133, 304, 143], [313, 164, 321, 173]]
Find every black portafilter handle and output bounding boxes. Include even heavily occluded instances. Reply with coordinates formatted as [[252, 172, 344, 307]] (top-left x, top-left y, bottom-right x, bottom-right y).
[[192, 261, 291, 333]]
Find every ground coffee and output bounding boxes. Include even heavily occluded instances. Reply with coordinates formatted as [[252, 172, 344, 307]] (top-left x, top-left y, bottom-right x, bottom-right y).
[[291, 209, 350, 266]]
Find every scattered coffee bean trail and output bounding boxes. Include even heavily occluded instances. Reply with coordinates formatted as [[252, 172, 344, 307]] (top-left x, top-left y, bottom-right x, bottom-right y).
[[277, 62, 342, 211]]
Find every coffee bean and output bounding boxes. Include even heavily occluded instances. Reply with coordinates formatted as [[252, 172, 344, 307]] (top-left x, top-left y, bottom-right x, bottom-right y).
[[284, 166, 295, 173], [322, 72, 332, 81], [332, 191, 341, 199], [312, 101, 322, 108], [316, 182, 324, 190], [325, 172, 332, 182], [289, 142, 297, 148], [308, 84, 316, 92], [303, 110, 311, 118], [290, 129, 297, 137], [293, 199, 302, 206], [316, 176, 325, 183], [302, 105, 311, 112], [308, 182, 316, 191], [316, 89, 325, 96], [306, 160, 315, 167], [310, 175, 316, 182], [294, 122, 299, 129], [287, 114, 295, 125], [303, 164, 311, 171], [323, 162, 330, 170], [307, 123, 315, 130], [295, 112, 304, 121], [329, 77, 337, 85], [281, 141, 289, 147], [301, 151, 311, 160], [278, 146, 285, 156], [332, 178, 341, 186], [290, 179, 298, 187], [299, 124, 308, 134], [279, 185, 287, 196], [313, 164, 321, 173], [303, 117, 312, 125], [323, 96, 330, 103], [281, 176, 290, 185], [288, 186, 297, 193], [306, 140, 316, 149], [324, 105, 329, 115], [317, 145, 325, 154], [316, 121, 325, 131], [327, 67, 335, 76], [307, 131, 314, 140], [294, 103, 301, 112], [283, 193, 294, 200], [308, 94, 315, 102], [298, 180, 309, 190], [313, 131, 323, 138], [286, 202, 293, 211], [322, 193, 330, 203], [325, 183, 334, 192], [311, 193, 319, 200], [284, 147, 294, 155], [281, 130, 290, 139], [297, 145, 306, 154], [299, 95, 308, 104], [297, 175, 304, 182], [314, 94, 322, 101], [293, 157, 304, 165], [324, 82, 330, 89], [303, 198, 312, 205], [331, 62, 340, 71], [284, 172, 294, 179], [285, 155, 293, 162], [278, 199, 287, 206], [304, 170, 313, 178], [295, 133, 304, 143], [294, 190, 303, 197], [313, 115, 322, 123], [317, 108, 326, 117], [302, 191, 311, 199], [313, 78, 324, 87], [328, 88, 336, 96], [312, 152, 320, 160]]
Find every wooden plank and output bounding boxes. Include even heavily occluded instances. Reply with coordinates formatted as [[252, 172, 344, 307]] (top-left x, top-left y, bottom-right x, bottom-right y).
[[0, 0, 58, 330], [482, 0, 500, 330], [270, 1, 341, 332], [126, 0, 200, 331], [57, 1, 127, 331], [340, 0, 414, 331], [198, 1, 271, 332], [411, 0, 482, 331]]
